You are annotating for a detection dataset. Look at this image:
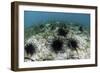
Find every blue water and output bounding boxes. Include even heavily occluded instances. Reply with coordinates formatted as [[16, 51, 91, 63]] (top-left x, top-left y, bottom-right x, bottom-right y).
[[24, 11, 90, 28]]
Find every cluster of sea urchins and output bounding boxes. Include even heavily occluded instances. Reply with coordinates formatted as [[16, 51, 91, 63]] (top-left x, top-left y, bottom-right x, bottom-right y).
[[24, 22, 90, 62]]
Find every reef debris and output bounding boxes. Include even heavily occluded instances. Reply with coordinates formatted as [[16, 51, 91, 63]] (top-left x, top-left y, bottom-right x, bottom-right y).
[[24, 21, 90, 62]]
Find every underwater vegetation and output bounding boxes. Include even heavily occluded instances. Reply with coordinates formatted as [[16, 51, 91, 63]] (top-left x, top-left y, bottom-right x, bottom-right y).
[[24, 21, 90, 62]]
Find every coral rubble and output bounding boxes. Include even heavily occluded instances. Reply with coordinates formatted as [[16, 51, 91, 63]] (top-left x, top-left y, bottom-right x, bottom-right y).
[[24, 21, 90, 62]]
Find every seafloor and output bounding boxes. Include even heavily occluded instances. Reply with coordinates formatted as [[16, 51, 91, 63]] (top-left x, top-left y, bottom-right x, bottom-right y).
[[24, 21, 90, 62]]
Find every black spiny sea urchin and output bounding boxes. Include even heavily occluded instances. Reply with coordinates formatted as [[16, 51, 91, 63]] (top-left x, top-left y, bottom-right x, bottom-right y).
[[51, 39, 63, 53], [25, 43, 36, 56]]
